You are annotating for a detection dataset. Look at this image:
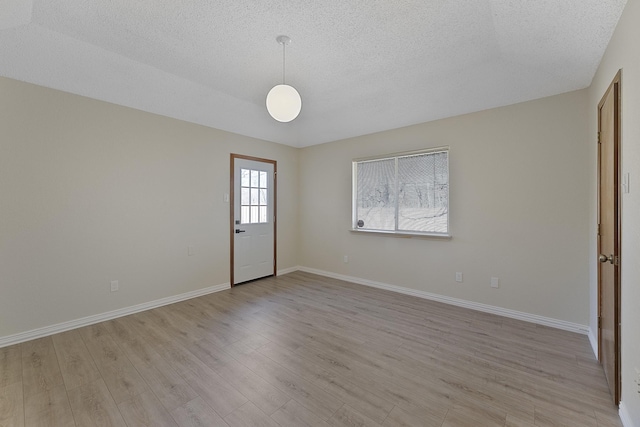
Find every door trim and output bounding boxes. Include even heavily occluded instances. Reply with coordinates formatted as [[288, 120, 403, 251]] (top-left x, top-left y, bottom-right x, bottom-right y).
[[597, 69, 621, 405], [230, 154, 277, 287]]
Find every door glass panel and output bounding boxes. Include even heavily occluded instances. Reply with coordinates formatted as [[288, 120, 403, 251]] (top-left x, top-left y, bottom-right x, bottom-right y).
[[241, 169, 250, 187], [240, 168, 269, 224], [241, 206, 250, 224], [241, 188, 250, 205]]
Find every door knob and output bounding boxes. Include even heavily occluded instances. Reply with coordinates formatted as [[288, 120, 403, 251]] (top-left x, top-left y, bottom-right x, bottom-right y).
[[599, 254, 614, 264]]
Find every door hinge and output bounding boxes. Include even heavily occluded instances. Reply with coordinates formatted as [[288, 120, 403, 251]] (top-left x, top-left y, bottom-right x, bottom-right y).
[[597, 132, 601, 143], [598, 316, 602, 328], [597, 223, 600, 236]]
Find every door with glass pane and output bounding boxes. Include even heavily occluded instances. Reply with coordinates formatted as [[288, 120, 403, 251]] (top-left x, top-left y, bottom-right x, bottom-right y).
[[231, 155, 276, 285]]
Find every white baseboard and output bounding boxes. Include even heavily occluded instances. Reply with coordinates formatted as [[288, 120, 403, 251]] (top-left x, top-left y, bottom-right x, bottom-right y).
[[296, 266, 589, 335], [589, 327, 599, 358], [620, 401, 636, 427], [0, 282, 230, 348], [277, 266, 300, 276]]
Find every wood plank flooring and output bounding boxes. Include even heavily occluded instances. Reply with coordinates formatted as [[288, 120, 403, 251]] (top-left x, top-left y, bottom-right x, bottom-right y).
[[0, 271, 622, 426]]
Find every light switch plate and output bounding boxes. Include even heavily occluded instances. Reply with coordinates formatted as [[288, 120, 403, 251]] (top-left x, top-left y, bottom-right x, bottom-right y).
[[622, 173, 630, 194], [491, 277, 499, 288]]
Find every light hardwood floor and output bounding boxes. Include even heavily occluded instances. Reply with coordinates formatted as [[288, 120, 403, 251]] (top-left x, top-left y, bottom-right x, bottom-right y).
[[0, 271, 622, 426]]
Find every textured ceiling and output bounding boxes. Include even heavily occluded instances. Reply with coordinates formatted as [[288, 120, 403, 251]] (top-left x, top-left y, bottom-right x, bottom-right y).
[[0, 0, 627, 147]]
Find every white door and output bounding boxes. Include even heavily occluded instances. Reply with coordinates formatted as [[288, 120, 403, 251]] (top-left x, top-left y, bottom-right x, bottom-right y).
[[232, 157, 275, 285]]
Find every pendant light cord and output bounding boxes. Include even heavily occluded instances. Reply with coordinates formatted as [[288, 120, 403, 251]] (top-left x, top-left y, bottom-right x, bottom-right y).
[[282, 41, 286, 85]]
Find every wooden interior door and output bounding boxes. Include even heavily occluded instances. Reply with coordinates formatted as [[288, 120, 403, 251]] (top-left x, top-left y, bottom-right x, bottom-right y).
[[597, 70, 621, 405]]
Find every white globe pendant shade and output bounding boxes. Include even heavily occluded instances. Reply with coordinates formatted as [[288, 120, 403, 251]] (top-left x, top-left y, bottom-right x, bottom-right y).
[[266, 84, 302, 122]]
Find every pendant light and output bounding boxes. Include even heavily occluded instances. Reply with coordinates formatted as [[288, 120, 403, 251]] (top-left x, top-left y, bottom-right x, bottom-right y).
[[266, 35, 302, 122]]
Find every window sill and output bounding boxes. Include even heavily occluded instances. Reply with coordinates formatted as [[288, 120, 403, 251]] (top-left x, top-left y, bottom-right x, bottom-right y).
[[349, 229, 452, 239]]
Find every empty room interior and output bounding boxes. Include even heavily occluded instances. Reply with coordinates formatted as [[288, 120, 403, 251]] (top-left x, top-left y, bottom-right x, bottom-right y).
[[1, 1, 639, 426]]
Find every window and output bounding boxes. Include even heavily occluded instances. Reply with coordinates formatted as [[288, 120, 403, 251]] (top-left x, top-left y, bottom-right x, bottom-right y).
[[352, 148, 449, 236], [240, 168, 268, 224]]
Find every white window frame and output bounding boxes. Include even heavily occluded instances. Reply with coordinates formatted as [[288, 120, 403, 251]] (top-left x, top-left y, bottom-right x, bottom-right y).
[[352, 147, 451, 238]]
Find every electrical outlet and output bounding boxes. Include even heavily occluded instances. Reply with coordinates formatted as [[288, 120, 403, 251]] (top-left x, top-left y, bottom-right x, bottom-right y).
[[491, 277, 499, 288], [635, 367, 640, 394], [455, 272, 463, 283], [343, 255, 349, 263], [110, 280, 119, 292]]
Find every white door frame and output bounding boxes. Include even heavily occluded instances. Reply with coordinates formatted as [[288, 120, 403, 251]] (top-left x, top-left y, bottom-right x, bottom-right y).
[[230, 154, 277, 286]]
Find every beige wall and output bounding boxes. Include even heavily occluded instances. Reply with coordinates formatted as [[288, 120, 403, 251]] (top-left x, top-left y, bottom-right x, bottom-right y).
[[588, 0, 640, 422], [299, 90, 591, 325], [0, 76, 298, 338]]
